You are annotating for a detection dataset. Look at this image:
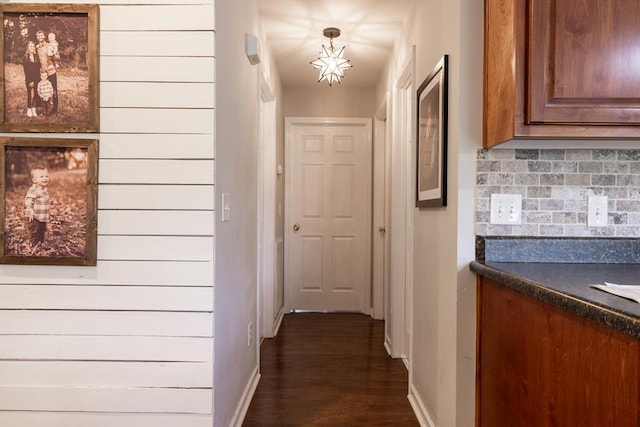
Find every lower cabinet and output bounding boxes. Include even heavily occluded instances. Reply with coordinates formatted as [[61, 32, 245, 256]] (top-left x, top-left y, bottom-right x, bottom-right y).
[[477, 277, 639, 426]]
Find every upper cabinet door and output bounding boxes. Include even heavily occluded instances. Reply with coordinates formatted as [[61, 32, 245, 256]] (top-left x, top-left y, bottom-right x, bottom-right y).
[[483, 0, 640, 147], [527, 0, 640, 125]]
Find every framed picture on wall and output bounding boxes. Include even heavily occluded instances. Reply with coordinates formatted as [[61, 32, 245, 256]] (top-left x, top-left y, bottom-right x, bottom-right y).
[[416, 54, 448, 208], [0, 3, 99, 132], [0, 137, 98, 266]]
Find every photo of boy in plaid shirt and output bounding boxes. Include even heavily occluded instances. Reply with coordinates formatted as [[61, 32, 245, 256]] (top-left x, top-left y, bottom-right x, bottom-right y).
[[24, 166, 50, 247], [37, 71, 54, 116]]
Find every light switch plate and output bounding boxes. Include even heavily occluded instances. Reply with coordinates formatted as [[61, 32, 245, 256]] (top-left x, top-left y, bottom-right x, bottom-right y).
[[588, 196, 608, 227], [222, 193, 230, 222], [490, 194, 522, 225]]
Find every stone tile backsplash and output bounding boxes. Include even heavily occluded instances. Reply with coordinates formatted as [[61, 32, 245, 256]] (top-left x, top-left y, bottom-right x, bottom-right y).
[[476, 149, 640, 237]]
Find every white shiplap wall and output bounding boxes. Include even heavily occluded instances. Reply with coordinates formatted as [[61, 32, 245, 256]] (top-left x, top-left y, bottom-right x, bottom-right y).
[[0, 3, 215, 426]]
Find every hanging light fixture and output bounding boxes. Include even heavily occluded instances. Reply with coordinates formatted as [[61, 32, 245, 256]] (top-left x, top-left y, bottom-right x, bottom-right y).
[[310, 27, 352, 86]]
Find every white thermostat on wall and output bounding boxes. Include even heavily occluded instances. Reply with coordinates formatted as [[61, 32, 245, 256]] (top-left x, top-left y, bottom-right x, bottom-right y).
[[245, 33, 261, 65]]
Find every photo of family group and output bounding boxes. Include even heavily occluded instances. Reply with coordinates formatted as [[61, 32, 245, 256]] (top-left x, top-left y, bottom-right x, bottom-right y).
[[1, 4, 99, 132]]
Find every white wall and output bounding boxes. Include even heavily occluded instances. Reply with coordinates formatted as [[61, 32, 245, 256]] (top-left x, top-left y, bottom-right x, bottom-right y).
[[0, 2, 216, 426], [215, 0, 283, 425], [377, 0, 482, 425], [455, 1, 484, 425], [283, 86, 375, 118]]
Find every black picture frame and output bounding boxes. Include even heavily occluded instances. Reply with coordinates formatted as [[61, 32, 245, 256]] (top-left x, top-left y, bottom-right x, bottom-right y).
[[416, 54, 448, 208]]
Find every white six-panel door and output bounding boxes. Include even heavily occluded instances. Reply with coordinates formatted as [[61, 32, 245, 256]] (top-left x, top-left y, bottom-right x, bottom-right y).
[[285, 118, 372, 312]]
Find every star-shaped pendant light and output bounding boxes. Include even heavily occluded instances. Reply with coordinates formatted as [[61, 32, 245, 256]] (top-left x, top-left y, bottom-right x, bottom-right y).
[[310, 27, 352, 86]]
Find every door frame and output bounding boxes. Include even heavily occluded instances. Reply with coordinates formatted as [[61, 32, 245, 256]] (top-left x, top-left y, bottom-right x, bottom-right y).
[[372, 95, 388, 320], [386, 47, 416, 360], [258, 73, 279, 339], [284, 116, 374, 314]]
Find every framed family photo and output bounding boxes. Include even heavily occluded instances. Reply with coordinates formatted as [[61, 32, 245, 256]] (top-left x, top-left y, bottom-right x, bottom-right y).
[[416, 54, 448, 208], [0, 3, 99, 133], [0, 137, 98, 266]]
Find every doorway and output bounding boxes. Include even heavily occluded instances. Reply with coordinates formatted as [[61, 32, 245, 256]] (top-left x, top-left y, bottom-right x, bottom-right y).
[[386, 47, 415, 362], [284, 117, 372, 313], [258, 77, 282, 340]]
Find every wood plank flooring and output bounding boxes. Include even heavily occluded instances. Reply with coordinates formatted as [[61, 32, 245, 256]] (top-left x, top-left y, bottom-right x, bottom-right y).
[[243, 313, 420, 426]]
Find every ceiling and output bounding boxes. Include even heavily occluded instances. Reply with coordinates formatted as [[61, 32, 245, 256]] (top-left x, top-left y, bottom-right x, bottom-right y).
[[256, 0, 417, 88]]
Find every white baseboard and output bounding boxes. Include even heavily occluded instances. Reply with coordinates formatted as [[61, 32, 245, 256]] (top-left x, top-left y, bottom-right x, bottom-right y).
[[231, 366, 261, 427], [408, 382, 435, 427], [402, 356, 409, 370], [273, 306, 285, 336]]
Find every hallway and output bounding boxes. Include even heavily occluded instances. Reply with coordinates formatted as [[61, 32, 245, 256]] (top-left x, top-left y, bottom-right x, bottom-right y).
[[243, 313, 420, 426]]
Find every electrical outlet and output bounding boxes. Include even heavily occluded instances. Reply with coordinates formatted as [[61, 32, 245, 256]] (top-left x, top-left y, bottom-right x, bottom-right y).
[[247, 322, 253, 347], [588, 196, 608, 227], [490, 194, 522, 225]]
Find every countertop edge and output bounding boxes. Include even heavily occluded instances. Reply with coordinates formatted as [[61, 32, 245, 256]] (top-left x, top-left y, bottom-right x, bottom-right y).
[[470, 261, 640, 339]]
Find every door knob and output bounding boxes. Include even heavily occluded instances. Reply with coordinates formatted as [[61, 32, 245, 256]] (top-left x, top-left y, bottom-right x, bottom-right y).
[[293, 223, 300, 231], [378, 226, 386, 233]]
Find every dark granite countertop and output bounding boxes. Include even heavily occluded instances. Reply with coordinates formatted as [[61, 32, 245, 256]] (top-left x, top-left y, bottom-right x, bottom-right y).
[[470, 261, 640, 338]]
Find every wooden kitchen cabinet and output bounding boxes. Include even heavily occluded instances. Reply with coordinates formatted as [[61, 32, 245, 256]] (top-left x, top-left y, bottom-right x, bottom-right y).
[[477, 277, 640, 426], [484, 0, 640, 147]]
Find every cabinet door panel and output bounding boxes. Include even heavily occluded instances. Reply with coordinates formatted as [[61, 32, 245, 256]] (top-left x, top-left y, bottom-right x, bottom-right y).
[[477, 278, 640, 426], [528, 0, 640, 124]]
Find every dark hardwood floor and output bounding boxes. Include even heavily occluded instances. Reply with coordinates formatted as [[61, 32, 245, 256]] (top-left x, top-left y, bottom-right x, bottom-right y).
[[243, 312, 420, 426]]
